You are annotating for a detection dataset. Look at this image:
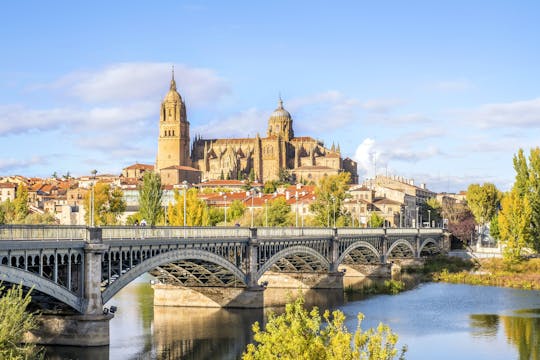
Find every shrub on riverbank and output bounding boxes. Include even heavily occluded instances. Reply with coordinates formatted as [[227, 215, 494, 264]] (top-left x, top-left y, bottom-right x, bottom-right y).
[[433, 258, 540, 290], [0, 283, 42, 360], [345, 279, 406, 297], [242, 294, 407, 360]]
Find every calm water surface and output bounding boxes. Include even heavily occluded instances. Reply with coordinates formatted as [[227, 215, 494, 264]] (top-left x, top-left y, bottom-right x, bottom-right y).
[[45, 280, 540, 359]]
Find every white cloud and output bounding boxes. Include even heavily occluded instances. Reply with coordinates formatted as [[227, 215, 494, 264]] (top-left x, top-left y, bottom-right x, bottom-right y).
[[353, 138, 442, 178], [37, 62, 231, 107], [461, 97, 540, 129], [0, 156, 45, 173]]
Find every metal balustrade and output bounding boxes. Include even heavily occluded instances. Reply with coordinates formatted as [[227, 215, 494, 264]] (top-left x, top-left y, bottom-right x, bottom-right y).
[[256, 227, 334, 238], [0, 225, 87, 241], [0, 225, 444, 242], [100, 226, 251, 240]]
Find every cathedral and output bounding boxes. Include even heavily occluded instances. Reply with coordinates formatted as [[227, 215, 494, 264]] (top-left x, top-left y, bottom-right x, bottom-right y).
[[156, 71, 358, 185]]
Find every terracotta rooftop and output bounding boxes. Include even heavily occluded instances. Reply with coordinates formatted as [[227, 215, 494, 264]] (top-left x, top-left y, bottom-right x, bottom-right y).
[[124, 163, 154, 170]]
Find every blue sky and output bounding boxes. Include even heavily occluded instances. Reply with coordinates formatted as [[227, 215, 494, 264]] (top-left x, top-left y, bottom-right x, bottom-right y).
[[1, 1, 539, 192]]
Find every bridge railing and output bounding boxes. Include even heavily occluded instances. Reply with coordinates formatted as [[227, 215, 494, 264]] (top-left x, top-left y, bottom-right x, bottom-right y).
[[100, 226, 252, 240], [0, 225, 87, 241], [337, 228, 385, 236], [256, 227, 334, 238]]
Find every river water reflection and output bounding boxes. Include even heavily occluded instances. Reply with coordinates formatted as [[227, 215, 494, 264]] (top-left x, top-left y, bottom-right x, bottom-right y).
[[45, 280, 540, 359]]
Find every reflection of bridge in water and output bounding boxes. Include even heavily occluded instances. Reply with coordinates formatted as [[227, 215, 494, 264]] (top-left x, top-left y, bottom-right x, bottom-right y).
[[0, 225, 448, 345]]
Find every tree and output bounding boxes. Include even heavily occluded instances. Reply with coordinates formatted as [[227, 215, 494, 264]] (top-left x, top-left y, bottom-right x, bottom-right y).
[[84, 183, 127, 225], [368, 212, 385, 228], [13, 185, 29, 222], [0, 284, 41, 359], [422, 198, 442, 225], [498, 189, 532, 262], [310, 173, 351, 227], [266, 197, 292, 227], [138, 172, 164, 226], [442, 201, 476, 246], [0, 199, 15, 224], [242, 294, 406, 360], [263, 181, 278, 194], [466, 183, 502, 225], [167, 188, 209, 226], [208, 207, 225, 226], [228, 200, 246, 221]]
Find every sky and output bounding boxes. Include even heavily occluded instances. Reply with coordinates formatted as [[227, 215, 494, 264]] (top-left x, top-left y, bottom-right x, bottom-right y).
[[1, 1, 539, 193]]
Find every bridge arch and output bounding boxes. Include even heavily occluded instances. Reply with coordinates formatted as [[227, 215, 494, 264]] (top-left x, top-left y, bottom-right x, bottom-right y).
[[101, 249, 247, 304], [419, 238, 441, 256], [255, 245, 330, 281], [336, 242, 381, 267], [387, 239, 416, 258], [0, 265, 83, 313]]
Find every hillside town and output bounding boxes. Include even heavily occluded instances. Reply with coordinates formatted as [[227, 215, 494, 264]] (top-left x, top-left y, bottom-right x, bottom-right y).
[[0, 170, 465, 228]]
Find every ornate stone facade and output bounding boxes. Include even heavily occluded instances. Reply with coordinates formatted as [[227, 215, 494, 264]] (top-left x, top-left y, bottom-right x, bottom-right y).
[[156, 72, 358, 184]]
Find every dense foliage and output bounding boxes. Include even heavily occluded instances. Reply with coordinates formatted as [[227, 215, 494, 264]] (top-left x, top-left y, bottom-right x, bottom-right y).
[[466, 183, 501, 226], [242, 294, 406, 360], [138, 172, 164, 226], [84, 182, 126, 225], [310, 173, 351, 227], [167, 188, 209, 226], [0, 284, 41, 360]]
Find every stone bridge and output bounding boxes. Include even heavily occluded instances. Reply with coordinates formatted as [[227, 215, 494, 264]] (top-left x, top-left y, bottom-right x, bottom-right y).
[[0, 225, 448, 345]]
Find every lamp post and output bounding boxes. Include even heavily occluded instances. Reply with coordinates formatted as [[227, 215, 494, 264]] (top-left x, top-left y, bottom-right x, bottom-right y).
[[295, 191, 299, 227], [416, 206, 419, 229], [301, 199, 305, 227], [250, 187, 258, 228], [265, 199, 268, 227], [331, 195, 336, 228], [428, 209, 431, 228], [90, 169, 97, 227], [182, 180, 188, 227], [224, 195, 228, 226]]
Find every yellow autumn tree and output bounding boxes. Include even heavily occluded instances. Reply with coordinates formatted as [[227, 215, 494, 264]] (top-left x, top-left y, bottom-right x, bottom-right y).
[[167, 188, 209, 226], [242, 295, 406, 360], [498, 189, 532, 262]]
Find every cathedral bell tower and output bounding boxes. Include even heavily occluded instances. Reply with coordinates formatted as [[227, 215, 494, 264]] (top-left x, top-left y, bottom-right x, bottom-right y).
[[156, 67, 190, 171]]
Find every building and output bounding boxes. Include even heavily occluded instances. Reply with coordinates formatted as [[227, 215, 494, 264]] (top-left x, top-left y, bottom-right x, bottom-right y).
[[0, 182, 17, 202], [155, 70, 358, 185]]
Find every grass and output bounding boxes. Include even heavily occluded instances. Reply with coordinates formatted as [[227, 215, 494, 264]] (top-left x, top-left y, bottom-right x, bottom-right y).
[[344, 256, 540, 298], [431, 257, 540, 291]]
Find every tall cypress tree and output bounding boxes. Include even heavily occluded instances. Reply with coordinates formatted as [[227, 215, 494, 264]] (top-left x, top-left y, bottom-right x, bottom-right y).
[[138, 172, 164, 226]]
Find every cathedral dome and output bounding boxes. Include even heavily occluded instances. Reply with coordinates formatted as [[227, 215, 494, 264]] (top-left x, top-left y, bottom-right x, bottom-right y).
[[164, 73, 182, 103], [269, 98, 291, 121]]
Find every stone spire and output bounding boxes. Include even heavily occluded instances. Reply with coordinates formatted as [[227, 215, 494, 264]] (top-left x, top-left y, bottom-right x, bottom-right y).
[[170, 65, 177, 91]]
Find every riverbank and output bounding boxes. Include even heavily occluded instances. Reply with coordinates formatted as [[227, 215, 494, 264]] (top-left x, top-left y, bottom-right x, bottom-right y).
[[346, 256, 540, 299], [431, 257, 540, 290]]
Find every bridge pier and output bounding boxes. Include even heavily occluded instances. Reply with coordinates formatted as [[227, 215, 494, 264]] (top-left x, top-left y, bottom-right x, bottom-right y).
[[26, 228, 115, 347], [25, 313, 113, 346], [152, 284, 265, 308]]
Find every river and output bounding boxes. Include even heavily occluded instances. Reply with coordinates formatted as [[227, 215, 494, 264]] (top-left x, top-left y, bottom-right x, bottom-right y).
[[44, 279, 540, 359]]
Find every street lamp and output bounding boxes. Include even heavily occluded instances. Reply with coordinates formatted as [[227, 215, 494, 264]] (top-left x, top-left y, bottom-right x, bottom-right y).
[[265, 199, 268, 227], [428, 210, 431, 228], [250, 187, 258, 228], [295, 191, 299, 227], [416, 206, 419, 229], [90, 169, 97, 227], [182, 180, 188, 227], [224, 195, 228, 226], [331, 195, 336, 228]]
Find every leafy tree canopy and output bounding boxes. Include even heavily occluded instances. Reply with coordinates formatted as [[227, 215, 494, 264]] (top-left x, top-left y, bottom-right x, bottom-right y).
[[242, 294, 406, 360], [466, 183, 502, 225]]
